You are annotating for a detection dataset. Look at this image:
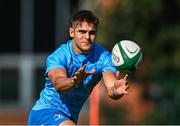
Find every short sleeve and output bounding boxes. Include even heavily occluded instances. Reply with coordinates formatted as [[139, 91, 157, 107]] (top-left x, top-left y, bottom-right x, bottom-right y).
[[102, 51, 117, 74], [45, 48, 66, 75]]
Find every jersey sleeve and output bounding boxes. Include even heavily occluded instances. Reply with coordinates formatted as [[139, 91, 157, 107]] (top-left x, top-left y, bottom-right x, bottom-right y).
[[102, 51, 117, 74], [45, 47, 66, 75]]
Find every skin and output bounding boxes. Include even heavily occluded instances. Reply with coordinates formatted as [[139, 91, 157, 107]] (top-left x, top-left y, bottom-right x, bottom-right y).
[[48, 21, 129, 125], [69, 21, 97, 55]]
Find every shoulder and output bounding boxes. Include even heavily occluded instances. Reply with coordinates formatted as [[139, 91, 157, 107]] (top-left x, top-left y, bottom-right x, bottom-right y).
[[55, 42, 70, 54], [93, 43, 109, 54], [94, 43, 107, 51], [46, 40, 72, 63], [45, 41, 72, 72], [93, 43, 111, 57]]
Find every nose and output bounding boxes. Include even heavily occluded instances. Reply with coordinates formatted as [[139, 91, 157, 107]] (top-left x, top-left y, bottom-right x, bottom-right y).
[[85, 32, 90, 39]]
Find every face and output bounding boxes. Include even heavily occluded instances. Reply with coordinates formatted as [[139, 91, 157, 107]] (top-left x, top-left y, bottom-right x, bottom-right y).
[[69, 21, 97, 55]]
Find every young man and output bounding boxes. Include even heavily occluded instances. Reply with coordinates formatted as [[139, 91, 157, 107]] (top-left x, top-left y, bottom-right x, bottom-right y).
[[28, 10, 129, 125]]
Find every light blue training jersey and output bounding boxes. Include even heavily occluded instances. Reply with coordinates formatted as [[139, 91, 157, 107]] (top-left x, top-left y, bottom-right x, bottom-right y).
[[32, 40, 117, 123]]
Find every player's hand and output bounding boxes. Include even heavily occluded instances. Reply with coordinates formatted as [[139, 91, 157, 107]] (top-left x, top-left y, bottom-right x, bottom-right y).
[[114, 71, 129, 96], [72, 64, 96, 85]]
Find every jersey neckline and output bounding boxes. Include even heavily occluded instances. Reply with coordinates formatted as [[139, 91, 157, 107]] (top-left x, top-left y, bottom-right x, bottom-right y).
[[67, 40, 94, 58]]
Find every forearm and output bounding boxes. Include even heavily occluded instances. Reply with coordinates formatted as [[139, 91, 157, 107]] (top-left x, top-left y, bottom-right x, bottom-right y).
[[53, 77, 77, 92]]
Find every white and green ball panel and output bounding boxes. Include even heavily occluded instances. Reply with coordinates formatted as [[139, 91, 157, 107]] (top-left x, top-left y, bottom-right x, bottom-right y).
[[112, 40, 142, 71]]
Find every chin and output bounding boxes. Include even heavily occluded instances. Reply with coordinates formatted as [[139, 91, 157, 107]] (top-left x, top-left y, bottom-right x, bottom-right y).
[[84, 45, 92, 50], [82, 46, 92, 53]]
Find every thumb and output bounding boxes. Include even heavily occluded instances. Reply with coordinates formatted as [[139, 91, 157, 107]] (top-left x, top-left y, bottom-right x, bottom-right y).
[[116, 71, 120, 80], [82, 64, 86, 71]]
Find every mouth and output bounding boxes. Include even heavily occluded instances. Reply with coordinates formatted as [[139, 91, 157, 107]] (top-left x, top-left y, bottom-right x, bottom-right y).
[[81, 42, 93, 51], [82, 41, 92, 44]]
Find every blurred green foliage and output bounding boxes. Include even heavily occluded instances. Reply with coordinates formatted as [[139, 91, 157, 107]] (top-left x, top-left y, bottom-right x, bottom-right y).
[[97, 0, 180, 78], [94, 0, 180, 124]]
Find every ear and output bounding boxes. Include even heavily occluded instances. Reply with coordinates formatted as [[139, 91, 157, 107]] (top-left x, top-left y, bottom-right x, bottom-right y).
[[69, 27, 74, 38]]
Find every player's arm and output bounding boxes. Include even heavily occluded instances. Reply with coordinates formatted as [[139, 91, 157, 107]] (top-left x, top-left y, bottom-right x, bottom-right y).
[[102, 71, 129, 100], [48, 64, 96, 92], [48, 68, 76, 92]]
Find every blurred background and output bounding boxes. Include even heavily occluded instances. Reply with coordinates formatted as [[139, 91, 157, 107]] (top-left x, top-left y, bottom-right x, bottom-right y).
[[0, 0, 180, 125]]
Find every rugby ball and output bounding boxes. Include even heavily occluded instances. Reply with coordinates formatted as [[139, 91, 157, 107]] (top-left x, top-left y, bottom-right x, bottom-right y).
[[111, 40, 142, 71]]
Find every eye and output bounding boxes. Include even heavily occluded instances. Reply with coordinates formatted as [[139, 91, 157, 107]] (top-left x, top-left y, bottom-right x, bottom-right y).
[[89, 30, 96, 35], [78, 30, 86, 34]]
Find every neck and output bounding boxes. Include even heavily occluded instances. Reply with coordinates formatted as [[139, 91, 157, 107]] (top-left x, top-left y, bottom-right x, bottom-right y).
[[72, 40, 92, 55]]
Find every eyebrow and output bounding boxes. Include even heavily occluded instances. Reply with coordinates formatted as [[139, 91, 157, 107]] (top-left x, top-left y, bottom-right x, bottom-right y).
[[77, 29, 96, 33]]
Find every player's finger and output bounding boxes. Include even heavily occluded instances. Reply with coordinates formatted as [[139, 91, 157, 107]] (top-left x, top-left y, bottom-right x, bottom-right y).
[[87, 69, 96, 75], [82, 64, 86, 71], [116, 71, 120, 80], [126, 85, 129, 90], [75, 71, 80, 76], [78, 64, 86, 73], [123, 74, 128, 81], [124, 79, 128, 86], [124, 91, 128, 95], [72, 76, 77, 82], [124, 80, 127, 85]]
